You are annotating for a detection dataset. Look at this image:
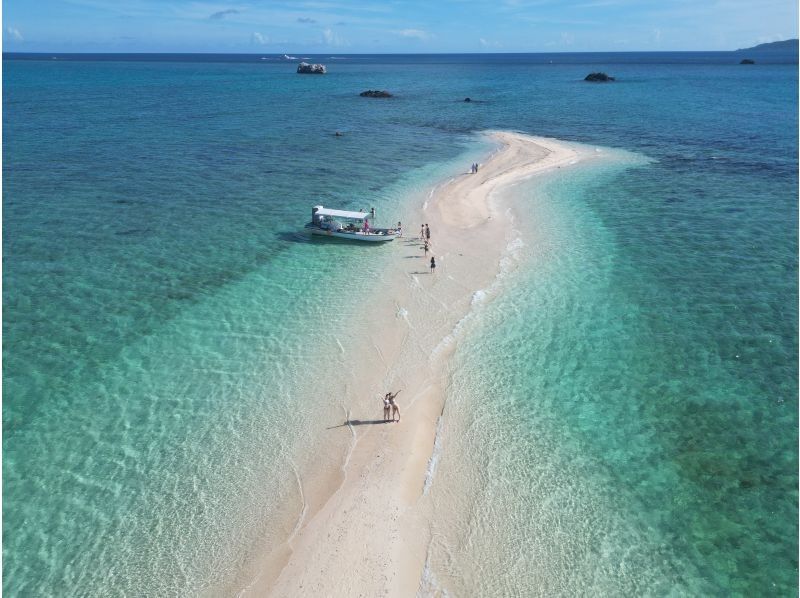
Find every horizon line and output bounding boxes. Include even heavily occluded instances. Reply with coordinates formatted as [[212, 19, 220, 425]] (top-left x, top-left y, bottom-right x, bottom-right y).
[[4, 47, 797, 56]]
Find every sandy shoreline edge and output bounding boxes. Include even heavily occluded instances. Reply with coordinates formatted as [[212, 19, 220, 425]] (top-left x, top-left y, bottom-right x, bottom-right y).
[[239, 131, 596, 597]]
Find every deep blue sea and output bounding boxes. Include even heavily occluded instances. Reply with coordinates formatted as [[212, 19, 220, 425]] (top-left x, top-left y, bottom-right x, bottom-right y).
[[4, 52, 797, 596]]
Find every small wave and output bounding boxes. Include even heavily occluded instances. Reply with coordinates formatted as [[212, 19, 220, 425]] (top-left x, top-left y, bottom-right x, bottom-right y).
[[283, 54, 298, 60], [471, 290, 487, 305], [506, 237, 525, 252], [429, 332, 454, 360], [417, 536, 450, 597], [423, 416, 445, 495]]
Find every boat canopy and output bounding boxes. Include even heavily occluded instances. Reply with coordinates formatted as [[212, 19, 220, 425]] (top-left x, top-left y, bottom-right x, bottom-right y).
[[314, 206, 367, 220]]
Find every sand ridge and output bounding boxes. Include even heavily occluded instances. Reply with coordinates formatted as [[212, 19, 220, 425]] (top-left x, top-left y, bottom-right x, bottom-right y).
[[242, 132, 592, 597]]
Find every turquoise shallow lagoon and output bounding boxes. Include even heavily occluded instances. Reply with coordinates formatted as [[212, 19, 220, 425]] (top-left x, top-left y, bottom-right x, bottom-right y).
[[4, 53, 797, 595]]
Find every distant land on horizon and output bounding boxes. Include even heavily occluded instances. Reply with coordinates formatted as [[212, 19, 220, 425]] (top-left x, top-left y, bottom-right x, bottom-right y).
[[3, 40, 800, 58], [735, 39, 798, 52]]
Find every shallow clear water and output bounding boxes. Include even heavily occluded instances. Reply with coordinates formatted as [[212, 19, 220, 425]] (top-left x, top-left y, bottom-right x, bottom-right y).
[[426, 153, 797, 595], [4, 53, 797, 595]]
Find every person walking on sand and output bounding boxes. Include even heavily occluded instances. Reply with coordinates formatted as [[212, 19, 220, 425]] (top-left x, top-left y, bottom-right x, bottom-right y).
[[419, 224, 425, 240], [387, 390, 402, 422], [425, 224, 431, 242], [430, 256, 436, 273], [383, 393, 392, 422], [423, 240, 429, 256]]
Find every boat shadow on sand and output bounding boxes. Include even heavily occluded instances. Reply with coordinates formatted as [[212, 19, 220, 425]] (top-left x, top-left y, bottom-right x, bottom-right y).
[[326, 419, 393, 429]]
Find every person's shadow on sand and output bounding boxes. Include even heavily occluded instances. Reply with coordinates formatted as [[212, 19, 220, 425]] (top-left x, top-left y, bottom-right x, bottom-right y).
[[326, 419, 389, 429]]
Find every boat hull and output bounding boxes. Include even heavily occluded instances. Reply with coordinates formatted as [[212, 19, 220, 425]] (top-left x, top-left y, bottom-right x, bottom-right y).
[[305, 225, 396, 242]]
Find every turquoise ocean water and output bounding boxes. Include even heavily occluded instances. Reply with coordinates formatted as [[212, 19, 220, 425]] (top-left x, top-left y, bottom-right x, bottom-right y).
[[4, 53, 797, 595]]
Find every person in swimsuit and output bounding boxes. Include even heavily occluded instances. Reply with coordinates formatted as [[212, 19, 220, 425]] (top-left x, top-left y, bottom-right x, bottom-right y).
[[424, 240, 429, 255], [420, 224, 425, 240], [383, 393, 391, 421], [430, 256, 436, 273], [425, 224, 431, 241], [386, 390, 401, 422]]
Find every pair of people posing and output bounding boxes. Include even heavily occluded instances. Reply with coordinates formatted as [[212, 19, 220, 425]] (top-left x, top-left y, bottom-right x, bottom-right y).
[[383, 391, 401, 422]]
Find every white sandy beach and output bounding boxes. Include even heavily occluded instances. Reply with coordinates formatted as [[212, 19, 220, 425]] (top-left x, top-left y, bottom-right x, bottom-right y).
[[239, 132, 594, 597]]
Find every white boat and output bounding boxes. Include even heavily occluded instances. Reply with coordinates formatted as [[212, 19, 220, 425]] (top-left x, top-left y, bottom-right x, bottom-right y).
[[305, 206, 398, 242]]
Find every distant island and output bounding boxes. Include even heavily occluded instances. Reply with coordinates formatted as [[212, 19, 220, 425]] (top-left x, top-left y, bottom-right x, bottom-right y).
[[735, 39, 798, 53]]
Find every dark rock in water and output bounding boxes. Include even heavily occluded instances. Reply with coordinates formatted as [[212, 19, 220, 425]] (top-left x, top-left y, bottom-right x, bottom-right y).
[[359, 90, 392, 98], [464, 97, 472, 102], [297, 62, 326, 74], [584, 72, 615, 82], [740, 58, 755, 64]]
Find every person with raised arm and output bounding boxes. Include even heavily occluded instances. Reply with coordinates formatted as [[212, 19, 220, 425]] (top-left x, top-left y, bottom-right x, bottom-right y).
[[386, 390, 402, 422]]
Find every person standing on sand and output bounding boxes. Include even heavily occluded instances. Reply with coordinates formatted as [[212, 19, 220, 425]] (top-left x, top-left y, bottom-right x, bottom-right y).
[[425, 224, 431, 242], [430, 256, 436, 273], [420, 224, 425, 240], [397, 221, 403, 237], [387, 391, 401, 422], [423, 240, 429, 256], [383, 393, 392, 421]]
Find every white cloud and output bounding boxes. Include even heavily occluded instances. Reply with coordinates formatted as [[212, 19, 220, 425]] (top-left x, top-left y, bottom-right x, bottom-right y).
[[251, 32, 269, 45], [322, 28, 349, 46], [479, 37, 501, 48], [398, 28, 431, 40], [5, 26, 23, 41]]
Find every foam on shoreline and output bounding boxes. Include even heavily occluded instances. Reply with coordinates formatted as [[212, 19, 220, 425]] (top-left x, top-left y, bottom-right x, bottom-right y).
[[238, 131, 604, 596]]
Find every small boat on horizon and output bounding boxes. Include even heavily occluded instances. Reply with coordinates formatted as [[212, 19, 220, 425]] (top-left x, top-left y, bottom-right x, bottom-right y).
[[305, 206, 398, 242]]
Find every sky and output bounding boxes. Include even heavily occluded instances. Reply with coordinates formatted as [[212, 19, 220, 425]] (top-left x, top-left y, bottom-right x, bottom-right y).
[[3, 0, 798, 53]]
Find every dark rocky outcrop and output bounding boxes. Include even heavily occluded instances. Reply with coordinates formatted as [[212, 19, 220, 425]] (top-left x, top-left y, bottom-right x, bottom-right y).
[[584, 72, 615, 82], [464, 97, 472, 102], [739, 58, 755, 64], [359, 90, 392, 98], [297, 62, 326, 74]]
